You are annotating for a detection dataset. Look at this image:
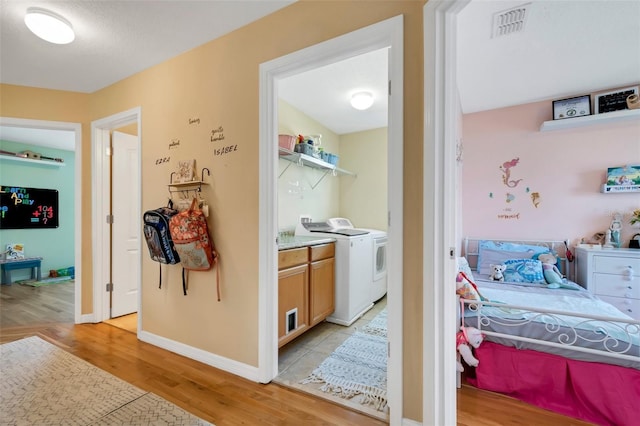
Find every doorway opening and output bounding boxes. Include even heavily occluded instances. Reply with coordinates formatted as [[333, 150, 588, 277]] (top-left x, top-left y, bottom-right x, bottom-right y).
[[91, 108, 141, 330], [0, 117, 82, 325], [258, 16, 403, 424]]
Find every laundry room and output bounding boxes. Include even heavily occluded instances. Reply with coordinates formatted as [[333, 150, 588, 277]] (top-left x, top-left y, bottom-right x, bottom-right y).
[[273, 48, 391, 418]]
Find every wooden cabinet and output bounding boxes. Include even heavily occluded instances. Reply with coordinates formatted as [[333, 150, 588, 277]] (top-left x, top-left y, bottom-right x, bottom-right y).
[[278, 243, 335, 347], [576, 247, 640, 320], [310, 244, 335, 327]]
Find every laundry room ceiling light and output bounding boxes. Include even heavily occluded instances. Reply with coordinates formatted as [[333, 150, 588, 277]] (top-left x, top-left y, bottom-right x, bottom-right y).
[[24, 7, 75, 44], [350, 91, 374, 110]]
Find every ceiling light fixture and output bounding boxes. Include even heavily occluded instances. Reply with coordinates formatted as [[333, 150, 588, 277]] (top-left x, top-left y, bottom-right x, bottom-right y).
[[24, 7, 75, 44], [350, 91, 374, 110]]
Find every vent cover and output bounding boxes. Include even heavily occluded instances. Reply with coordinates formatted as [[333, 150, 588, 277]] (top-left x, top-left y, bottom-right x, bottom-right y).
[[492, 3, 530, 38]]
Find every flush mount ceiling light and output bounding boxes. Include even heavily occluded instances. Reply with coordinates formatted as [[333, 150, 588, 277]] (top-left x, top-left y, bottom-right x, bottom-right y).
[[350, 91, 374, 110], [24, 7, 75, 44]]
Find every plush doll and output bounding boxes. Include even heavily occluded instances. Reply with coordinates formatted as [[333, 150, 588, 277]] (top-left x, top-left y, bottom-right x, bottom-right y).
[[456, 326, 484, 372], [538, 253, 563, 288], [489, 264, 506, 282]]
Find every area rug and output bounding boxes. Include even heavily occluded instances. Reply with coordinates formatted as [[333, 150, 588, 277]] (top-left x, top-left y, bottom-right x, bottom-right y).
[[0, 336, 212, 425], [301, 309, 388, 411], [17, 276, 73, 287]]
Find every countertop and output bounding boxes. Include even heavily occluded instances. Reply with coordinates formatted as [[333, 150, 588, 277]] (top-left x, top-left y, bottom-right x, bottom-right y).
[[277, 235, 336, 251]]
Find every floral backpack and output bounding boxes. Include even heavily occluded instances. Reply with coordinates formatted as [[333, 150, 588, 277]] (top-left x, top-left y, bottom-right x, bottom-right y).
[[169, 198, 220, 300]]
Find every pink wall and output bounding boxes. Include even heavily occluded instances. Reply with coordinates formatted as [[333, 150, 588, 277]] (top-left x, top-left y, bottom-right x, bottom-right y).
[[462, 100, 640, 248]]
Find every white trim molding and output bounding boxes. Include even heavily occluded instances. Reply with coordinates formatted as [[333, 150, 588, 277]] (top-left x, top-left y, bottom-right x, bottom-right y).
[[91, 107, 141, 322], [423, 1, 470, 425], [259, 15, 404, 425], [0, 117, 82, 324]]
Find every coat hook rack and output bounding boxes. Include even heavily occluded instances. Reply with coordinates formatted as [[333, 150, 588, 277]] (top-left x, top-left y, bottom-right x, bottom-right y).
[[168, 167, 210, 198]]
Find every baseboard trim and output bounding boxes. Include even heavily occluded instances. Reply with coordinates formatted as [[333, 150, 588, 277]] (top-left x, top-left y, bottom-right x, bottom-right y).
[[78, 313, 96, 324], [139, 330, 261, 382], [402, 418, 422, 426]]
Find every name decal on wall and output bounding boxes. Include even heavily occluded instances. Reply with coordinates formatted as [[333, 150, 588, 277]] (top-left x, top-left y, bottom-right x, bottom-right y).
[[210, 126, 225, 142], [214, 145, 238, 156], [155, 157, 170, 165], [188, 117, 200, 125], [169, 139, 180, 150]]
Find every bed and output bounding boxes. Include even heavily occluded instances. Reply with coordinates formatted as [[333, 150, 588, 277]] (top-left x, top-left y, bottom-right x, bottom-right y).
[[458, 237, 640, 426]]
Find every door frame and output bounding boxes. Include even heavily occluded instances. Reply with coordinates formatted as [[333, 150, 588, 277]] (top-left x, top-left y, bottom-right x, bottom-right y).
[[258, 15, 404, 424], [423, 1, 469, 425], [0, 117, 83, 322], [91, 107, 141, 324]]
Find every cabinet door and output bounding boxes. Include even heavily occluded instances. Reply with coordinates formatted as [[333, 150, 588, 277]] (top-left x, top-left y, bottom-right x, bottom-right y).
[[309, 257, 335, 327], [278, 264, 309, 347]]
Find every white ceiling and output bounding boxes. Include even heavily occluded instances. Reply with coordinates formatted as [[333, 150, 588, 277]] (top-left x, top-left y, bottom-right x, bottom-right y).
[[1, 0, 639, 148]]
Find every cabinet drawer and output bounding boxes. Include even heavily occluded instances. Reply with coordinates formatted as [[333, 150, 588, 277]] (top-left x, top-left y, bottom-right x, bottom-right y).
[[310, 243, 335, 262], [592, 255, 640, 275], [278, 247, 308, 270], [593, 274, 640, 298], [597, 295, 640, 321]]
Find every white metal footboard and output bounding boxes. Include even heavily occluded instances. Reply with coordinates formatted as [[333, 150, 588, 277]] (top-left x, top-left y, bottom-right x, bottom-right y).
[[461, 298, 640, 364]]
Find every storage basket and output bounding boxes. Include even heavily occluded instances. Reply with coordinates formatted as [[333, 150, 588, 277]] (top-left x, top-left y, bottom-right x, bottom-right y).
[[278, 134, 296, 151]]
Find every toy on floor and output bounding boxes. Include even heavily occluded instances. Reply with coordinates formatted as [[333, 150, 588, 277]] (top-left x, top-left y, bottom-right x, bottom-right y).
[[456, 326, 484, 372], [489, 264, 506, 282]]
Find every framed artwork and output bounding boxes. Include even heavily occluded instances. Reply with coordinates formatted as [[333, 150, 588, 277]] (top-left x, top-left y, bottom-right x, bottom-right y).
[[552, 95, 591, 120], [593, 85, 639, 114], [175, 159, 195, 183]]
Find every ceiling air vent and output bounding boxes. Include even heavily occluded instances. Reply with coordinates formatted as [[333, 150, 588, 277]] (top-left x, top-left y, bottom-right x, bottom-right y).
[[492, 3, 530, 38]]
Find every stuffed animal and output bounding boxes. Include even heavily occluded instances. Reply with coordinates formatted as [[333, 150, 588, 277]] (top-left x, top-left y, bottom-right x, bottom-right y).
[[456, 326, 484, 372], [489, 264, 506, 282], [538, 253, 563, 288]]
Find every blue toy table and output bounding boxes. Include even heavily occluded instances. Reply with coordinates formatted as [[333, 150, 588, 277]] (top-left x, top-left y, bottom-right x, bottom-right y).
[[0, 257, 43, 284]]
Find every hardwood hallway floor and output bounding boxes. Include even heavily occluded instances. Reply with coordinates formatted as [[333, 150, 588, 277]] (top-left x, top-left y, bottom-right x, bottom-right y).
[[0, 282, 593, 425]]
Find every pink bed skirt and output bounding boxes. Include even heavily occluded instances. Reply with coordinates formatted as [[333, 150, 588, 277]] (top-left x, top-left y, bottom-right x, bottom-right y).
[[467, 342, 640, 426]]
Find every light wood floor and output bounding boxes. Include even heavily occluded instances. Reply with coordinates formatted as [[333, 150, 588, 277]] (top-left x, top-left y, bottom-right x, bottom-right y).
[[0, 282, 594, 425]]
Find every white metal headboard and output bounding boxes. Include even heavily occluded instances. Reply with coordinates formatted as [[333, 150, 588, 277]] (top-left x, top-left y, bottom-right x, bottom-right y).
[[463, 237, 570, 277]]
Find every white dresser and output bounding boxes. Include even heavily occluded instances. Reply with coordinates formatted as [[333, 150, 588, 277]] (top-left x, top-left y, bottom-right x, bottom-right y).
[[576, 247, 640, 320]]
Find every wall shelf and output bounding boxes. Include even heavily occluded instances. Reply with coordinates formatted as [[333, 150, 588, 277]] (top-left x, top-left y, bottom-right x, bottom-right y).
[[168, 168, 210, 197], [278, 147, 356, 189], [601, 184, 640, 194], [540, 108, 640, 132], [0, 154, 66, 167]]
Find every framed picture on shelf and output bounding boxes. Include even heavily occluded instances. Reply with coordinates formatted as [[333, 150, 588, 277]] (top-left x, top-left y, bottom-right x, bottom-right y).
[[552, 95, 591, 120], [593, 85, 639, 114]]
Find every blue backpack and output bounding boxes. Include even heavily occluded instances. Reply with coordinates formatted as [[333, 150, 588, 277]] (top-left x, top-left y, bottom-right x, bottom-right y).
[[143, 205, 180, 288]]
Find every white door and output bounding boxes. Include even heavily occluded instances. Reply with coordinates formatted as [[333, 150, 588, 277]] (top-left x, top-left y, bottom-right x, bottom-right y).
[[111, 131, 140, 317]]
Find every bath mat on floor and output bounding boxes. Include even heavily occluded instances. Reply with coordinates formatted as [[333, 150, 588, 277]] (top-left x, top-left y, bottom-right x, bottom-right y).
[[0, 336, 212, 425], [301, 309, 388, 411], [361, 308, 387, 337]]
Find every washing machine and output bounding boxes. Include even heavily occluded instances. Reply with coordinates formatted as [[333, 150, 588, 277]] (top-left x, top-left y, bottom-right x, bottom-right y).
[[324, 218, 387, 304], [295, 217, 373, 326]]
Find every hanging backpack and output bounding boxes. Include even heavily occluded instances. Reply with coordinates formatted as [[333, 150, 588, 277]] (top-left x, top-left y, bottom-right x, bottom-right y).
[[169, 198, 220, 300], [143, 204, 181, 289]]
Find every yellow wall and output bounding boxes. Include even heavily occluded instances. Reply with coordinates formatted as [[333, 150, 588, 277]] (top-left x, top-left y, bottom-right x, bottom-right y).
[[1, 1, 425, 419], [340, 127, 388, 231]]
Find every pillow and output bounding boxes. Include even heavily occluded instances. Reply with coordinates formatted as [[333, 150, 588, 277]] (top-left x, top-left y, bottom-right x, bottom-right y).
[[477, 241, 550, 275], [456, 256, 474, 281], [503, 258, 546, 283], [456, 271, 481, 301], [477, 249, 537, 275]]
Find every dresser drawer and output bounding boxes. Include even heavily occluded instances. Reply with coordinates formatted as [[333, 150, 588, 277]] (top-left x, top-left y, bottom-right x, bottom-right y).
[[593, 274, 640, 298], [597, 295, 640, 321], [592, 255, 640, 275]]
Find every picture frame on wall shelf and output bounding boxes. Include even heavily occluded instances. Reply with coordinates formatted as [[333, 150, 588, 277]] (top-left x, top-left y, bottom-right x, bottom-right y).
[[552, 95, 591, 120], [593, 85, 640, 114]]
